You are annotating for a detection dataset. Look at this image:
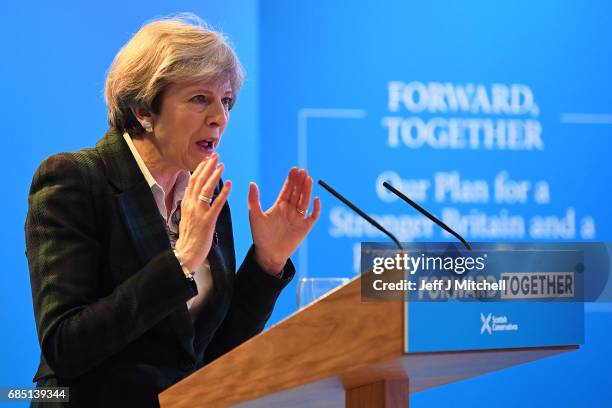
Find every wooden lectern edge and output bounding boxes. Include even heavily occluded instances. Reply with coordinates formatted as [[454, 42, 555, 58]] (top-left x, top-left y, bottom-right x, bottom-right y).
[[189, 273, 365, 377], [223, 344, 578, 407], [160, 276, 404, 407], [267, 274, 361, 331], [340, 343, 579, 392]]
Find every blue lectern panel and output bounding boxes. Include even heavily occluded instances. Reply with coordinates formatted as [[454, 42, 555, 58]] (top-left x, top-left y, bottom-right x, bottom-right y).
[[406, 302, 584, 352]]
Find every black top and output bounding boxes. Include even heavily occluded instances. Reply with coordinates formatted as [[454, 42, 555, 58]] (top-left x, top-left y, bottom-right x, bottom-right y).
[[25, 128, 294, 407]]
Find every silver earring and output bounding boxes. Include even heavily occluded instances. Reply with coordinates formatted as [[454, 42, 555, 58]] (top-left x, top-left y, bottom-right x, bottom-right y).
[[143, 121, 153, 132]]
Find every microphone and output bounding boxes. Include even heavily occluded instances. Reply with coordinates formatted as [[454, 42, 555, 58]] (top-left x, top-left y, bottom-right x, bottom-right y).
[[382, 181, 472, 251], [317, 180, 403, 250]]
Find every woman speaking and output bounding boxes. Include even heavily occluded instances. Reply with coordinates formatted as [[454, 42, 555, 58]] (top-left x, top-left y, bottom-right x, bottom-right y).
[[26, 15, 320, 407]]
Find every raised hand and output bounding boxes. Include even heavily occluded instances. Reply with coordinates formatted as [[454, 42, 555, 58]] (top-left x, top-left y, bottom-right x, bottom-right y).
[[247, 167, 321, 275], [174, 153, 231, 271]]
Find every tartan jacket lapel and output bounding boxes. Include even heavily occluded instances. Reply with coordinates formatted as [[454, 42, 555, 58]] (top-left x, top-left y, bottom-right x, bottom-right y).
[[95, 129, 172, 266], [95, 128, 202, 359]]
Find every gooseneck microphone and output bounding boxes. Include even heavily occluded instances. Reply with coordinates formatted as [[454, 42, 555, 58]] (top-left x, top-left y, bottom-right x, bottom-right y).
[[382, 181, 472, 251], [317, 180, 403, 250]]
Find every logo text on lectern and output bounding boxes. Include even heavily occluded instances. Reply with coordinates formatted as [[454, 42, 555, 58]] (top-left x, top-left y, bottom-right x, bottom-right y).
[[480, 313, 519, 335]]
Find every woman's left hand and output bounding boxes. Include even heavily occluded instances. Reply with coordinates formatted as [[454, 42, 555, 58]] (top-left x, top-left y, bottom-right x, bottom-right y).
[[247, 167, 321, 275]]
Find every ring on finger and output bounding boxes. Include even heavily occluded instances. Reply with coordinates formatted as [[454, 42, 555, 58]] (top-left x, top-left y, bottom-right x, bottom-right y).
[[296, 207, 306, 216], [198, 194, 213, 205]]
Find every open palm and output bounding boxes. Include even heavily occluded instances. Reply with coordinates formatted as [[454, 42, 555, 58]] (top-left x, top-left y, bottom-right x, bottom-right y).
[[248, 167, 321, 274]]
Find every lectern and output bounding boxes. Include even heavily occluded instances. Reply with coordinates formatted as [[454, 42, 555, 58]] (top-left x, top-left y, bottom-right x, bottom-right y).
[[159, 275, 581, 407]]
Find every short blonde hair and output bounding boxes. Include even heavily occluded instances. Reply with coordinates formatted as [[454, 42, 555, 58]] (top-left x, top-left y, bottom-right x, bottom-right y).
[[104, 14, 244, 135]]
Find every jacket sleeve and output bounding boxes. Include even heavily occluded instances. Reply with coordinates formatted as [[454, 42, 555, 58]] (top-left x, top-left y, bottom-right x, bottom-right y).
[[203, 245, 295, 364], [25, 153, 197, 380]]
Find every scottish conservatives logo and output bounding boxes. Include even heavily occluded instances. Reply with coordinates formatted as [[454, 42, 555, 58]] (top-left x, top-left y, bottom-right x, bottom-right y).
[[480, 313, 519, 335]]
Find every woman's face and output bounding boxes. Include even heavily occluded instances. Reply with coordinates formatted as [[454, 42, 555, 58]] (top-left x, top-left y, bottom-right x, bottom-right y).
[[149, 78, 233, 172]]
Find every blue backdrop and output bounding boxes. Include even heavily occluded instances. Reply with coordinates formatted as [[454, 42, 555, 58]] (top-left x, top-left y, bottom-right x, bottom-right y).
[[2, 0, 610, 406], [259, 1, 612, 406]]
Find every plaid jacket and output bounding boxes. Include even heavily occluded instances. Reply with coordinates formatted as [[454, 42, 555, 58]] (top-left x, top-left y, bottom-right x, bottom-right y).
[[25, 128, 294, 407]]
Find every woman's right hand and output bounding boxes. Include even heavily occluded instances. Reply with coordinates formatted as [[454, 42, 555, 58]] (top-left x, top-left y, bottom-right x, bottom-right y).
[[174, 153, 231, 271]]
